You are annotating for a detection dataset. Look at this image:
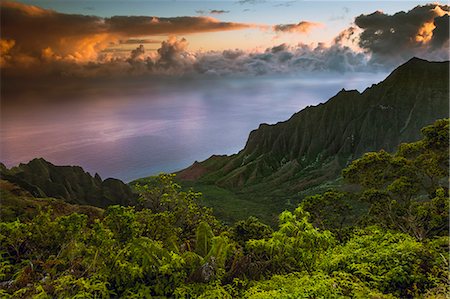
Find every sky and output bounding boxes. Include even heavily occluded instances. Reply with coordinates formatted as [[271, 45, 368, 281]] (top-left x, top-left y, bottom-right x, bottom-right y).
[[12, 1, 435, 51], [1, 0, 449, 82]]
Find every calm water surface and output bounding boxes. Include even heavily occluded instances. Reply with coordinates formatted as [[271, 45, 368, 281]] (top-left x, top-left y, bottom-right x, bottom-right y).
[[1, 74, 386, 181]]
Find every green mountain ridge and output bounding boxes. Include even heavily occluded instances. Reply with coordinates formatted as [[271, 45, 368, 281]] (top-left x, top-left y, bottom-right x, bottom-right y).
[[177, 57, 449, 222], [1, 58, 448, 224], [0, 119, 448, 298], [0, 58, 448, 298], [0, 158, 137, 208]]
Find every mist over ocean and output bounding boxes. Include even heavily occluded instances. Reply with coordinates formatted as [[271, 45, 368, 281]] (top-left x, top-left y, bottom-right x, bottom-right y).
[[1, 73, 386, 182]]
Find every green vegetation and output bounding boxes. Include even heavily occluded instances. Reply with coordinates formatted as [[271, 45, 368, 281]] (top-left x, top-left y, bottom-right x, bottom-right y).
[[176, 182, 279, 225], [174, 59, 449, 224], [1, 120, 448, 298]]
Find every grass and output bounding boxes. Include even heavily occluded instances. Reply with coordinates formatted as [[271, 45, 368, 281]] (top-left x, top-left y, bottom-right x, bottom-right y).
[[180, 175, 358, 226], [180, 182, 280, 225], [131, 173, 354, 227]]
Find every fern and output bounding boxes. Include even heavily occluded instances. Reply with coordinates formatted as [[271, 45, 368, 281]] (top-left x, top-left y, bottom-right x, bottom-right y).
[[195, 222, 214, 258]]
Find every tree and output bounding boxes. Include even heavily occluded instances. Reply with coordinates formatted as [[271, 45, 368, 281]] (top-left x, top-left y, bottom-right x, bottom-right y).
[[231, 216, 273, 247], [134, 174, 221, 241], [342, 119, 449, 239], [300, 191, 357, 241], [246, 207, 334, 275]]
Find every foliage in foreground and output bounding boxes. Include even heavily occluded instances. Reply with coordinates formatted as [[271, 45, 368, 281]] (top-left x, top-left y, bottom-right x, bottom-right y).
[[0, 119, 448, 298]]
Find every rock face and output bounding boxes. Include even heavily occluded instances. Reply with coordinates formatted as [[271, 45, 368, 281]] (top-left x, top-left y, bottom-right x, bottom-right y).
[[0, 158, 137, 208], [179, 58, 449, 197]]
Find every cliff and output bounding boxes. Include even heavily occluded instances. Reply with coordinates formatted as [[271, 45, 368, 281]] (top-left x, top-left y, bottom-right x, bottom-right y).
[[178, 58, 449, 220], [0, 158, 137, 208]]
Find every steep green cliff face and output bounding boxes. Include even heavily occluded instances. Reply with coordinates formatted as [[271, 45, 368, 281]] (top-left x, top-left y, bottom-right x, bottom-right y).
[[178, 58, 449, 222], [0, 158, 137, 208]]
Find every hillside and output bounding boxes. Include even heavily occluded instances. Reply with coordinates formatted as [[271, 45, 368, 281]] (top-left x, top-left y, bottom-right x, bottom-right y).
[[1, 119, 448, 298], [0, 158, 137, 208], [177, 58, 449, 223], [0, 179, 104, 222]]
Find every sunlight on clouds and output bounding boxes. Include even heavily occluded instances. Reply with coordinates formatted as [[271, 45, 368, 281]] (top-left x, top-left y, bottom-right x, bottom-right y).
[[273, 21, 324, 34], [0, 39, 15, 67], [0, 2, 448, 78], [415, 6, 449, 44], [0, 1, 255, 63], [415, 21, 436, 43]]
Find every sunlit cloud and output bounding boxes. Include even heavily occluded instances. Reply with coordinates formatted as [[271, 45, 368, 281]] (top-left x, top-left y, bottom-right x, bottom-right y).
[[0, 1, 256, 63], [273, 21, 323, 34], [0, 2, 449, 80]]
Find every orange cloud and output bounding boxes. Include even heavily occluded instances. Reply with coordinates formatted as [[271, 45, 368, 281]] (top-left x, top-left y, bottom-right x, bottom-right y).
[[105, 16, 252, 36], [415, 21, 436, 43], [273, 21, 323, 34], [0, 39, 16, 67], [2, 1, 50, 16], [415, 6, 449, 43], [0, 1, 255, 64]]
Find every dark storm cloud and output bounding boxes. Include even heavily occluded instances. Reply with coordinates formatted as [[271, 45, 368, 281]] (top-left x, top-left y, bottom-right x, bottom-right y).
[[354, 4, 449, 65], [430, 14, 450, 49]]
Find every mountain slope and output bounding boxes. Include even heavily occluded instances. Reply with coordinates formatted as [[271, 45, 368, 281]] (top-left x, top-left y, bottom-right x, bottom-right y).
[[0, 158, 137, 208], [178, 58, 449, 222]]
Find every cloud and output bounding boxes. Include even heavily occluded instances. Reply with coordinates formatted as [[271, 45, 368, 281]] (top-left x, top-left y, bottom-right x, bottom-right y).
[[119, 39, 161, 45], [329, 6, 351, 21], [273, 1, 296, 8], [334, 26, 358, 45], [154, 37, 195, 71], [105, 16, 251, 36], [195, 9, 230, 15], [2, 2, 450, 80], [210, 10, 230, 14], [191, 42, 369, 76], [353, 4, 450, 65], [129, 45, 146, 62], [0, 39, 15, 67], [273, 21, 323, 34], [237, 0, 264, 5], [2, 36, 371, 79], [429, 14, 449, 49], [100, 37, 195, 75], [114, 38, 371, 77], [0, 1, 255, 63]]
